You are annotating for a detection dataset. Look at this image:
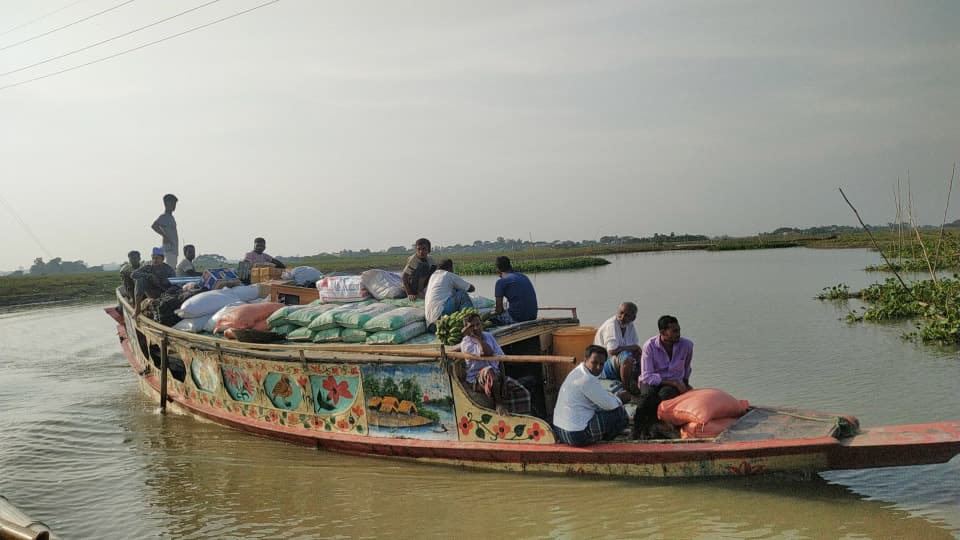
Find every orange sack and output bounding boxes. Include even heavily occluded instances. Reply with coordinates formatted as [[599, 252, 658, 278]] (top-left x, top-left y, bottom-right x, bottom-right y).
[[680, 417, 738, 439], [214, 302, 285, 334], [657, 388, 749, 426]]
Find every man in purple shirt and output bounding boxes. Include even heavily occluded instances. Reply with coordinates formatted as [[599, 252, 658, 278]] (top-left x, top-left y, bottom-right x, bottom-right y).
[[634, 315, 693, 439]]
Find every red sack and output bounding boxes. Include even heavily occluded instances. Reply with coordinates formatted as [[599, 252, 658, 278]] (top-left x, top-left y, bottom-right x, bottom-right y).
[[680, 417, 738, 439], [657, 388, 749, 426], [214, 302, 284, 334]]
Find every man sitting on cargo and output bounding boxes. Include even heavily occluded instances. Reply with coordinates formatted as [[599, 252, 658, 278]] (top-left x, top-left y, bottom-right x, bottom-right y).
[[553, 345, 629, 446], [424, 258, 475, 331], [402, 238, 436, 300], [634, 315, 694, 439], [492, 256, 538, 325], [594, 302, 642, 396], [243, 237, 286, 268], [460, 313, 531, 416], [119, 250, 142, 300], [239, 237, 285, 283], [176, 244, 202, 277], [132, 247, 177, 317]]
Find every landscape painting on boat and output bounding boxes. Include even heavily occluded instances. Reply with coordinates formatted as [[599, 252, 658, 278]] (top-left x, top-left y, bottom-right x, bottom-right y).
[[360, 363, 456, 441]]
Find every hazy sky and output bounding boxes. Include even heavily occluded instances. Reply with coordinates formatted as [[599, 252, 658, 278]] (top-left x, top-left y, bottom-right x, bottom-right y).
[[1, 1, 958, 270]]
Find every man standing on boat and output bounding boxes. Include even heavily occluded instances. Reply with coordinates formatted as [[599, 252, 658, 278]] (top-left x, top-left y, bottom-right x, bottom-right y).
[[151, 194, 179, 268], [492, 256, 538, 324], [402, 238, 436, 300], [553, 345, 629, 446], [424, 258, 475, 330], [594, 302, 642, 396], [635, 315, 693, 439]]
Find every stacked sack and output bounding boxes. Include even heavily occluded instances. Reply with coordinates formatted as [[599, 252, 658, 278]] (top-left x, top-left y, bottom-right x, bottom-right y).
[[171, 285, 265, 334], [264, 299, 430, 345], [657, 388, 750, 439]]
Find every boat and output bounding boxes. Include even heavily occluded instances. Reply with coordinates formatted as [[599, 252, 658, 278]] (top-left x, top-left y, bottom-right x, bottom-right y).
[[105, 290, 960, 479], [0, 495, 55, 540]]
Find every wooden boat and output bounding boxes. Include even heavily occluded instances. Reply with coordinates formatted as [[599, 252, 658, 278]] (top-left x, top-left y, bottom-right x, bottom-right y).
[[105, 291, 960, 479]]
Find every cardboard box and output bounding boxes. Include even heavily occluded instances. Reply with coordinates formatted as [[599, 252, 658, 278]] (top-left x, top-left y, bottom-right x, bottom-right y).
[[201, 268, 241, 290], [251, 266, 284, 284]]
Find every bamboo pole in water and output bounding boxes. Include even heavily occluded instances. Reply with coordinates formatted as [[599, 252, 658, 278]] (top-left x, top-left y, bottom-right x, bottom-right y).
[[159, 333, 169, 412]]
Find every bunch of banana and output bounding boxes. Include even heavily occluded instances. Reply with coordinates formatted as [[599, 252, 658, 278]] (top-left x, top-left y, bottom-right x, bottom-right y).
[[435, 307, 482, 345]]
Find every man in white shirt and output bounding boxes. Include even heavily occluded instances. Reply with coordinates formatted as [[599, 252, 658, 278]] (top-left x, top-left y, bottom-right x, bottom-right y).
[[552, 345, 629, 446], [424, 258, 475, 330], [594, 302, 641, 396]]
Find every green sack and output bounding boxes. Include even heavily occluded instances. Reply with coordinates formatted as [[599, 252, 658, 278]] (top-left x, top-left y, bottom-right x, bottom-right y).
[[363, 306, 425, 331], [270, 323, 299, 336], [404, 332, 440, 345], [381, 298, 425, 308], [286, 327, 316, 342], [267, 305, 309, 327], [310, 327, 342, 343], [335, 302, 395, 329], [286, 304, 339, 326], [308, 303, 364, 331], [365, 321, 427, 345], [340, 328, 369, 343]]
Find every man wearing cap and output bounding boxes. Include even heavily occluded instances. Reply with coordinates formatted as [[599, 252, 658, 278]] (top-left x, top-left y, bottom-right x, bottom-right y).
[[132, 247, 177, 317], [151, 194, 179, 268]]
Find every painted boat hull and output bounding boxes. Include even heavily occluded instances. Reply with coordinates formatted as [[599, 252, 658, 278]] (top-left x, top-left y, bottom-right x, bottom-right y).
[[105, 301, 960, 479]]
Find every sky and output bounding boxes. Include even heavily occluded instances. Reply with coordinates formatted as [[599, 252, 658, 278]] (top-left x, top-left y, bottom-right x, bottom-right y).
[[0, 0, 958, 271]]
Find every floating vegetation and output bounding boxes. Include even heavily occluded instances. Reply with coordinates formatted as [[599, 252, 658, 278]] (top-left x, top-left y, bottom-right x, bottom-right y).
[[816, 283, 858, 300], [455, 256, 610, 275], [843, 277, 960, 344]]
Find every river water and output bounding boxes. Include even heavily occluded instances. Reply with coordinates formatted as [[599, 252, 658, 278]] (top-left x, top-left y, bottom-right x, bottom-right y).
[[1, 248, 958, 539]]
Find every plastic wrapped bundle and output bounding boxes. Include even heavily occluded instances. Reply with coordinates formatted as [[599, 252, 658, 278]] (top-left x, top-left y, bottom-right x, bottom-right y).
[[287, 266, 323, 286], [365, 321, 427, 345], [360, 269, 405, 300], [363, 306, 425, 331], [335, 302, 395, 329], [317, 276, 371, 303], [311, 327, 343, 343]]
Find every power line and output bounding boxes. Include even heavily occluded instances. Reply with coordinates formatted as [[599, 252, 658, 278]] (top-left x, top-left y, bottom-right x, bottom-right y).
[[0, 0, 138, 54], [0, 0, 222, 78], [0, 0, 88, 38], [0, 0, 280, 93], [0, 193, 54, 258]]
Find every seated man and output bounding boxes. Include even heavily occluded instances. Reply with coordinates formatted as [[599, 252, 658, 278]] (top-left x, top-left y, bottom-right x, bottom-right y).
[[424, 258, 475, 331], [132, 247, 177, 316], [119, 250, 142, 300], [492, 256, 538, 324], [459, 313, 531, 416], [553, 345, 629, 447], [635, 315, 694, 439], [176, 244, 202, 277], [402, 238, 436, 300], [594, 302, 641, 396], [240, 237, 285, 283]]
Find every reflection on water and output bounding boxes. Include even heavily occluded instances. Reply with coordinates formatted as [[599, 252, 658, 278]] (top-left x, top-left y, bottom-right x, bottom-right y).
[[1, 248, 958, 538]]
